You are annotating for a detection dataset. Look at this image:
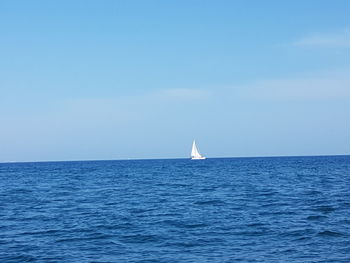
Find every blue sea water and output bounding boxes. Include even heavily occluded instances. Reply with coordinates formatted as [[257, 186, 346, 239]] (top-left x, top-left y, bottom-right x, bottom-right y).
[[0, 156, 350, 262]]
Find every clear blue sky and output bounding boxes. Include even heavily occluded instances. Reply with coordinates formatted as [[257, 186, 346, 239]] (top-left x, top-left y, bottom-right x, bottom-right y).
[[1, 0, 350, 161]]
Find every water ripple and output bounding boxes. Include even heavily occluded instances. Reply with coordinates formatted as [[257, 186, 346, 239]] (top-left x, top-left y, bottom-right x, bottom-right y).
[[0, 156, 350, 262]]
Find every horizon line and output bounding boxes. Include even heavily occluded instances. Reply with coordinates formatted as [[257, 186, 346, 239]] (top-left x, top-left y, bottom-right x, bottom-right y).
[[1, 153, 349, 164]]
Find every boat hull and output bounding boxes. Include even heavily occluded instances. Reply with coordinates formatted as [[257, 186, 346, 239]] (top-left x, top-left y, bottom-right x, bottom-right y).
[[191, 157, 206, 160]]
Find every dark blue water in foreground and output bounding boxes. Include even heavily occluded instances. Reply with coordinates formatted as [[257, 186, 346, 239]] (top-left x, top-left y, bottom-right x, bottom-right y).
[[1, 156, 350, 262]]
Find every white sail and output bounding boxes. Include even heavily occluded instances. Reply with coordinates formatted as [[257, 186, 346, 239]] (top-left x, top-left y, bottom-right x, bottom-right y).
[[191, 140, 206, 160]]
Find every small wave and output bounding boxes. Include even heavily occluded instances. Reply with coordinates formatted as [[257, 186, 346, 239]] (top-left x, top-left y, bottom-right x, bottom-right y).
[[304, 190, 322, 196], [314, 205, 336, 213], [120, 234, 162, 244], [339, 219, 350, 225], [293, 236, 312, 242], [194, 200, 225, 205], [160, 219, 208, 229], [233, 230, 269, 236], [129, 208, 155, 214], [10, 255, 36, 262], [258, 210, 295, 216], [183, 223, 208, 229], [21, 229, 63, 236], [246, 222, 265, 227], [281, 228, 315, 237], [200, 187, 217, 192], [56, 234, 112, 243], [317, 230, 344, 237], [306, 215, 327, 220], [164, 240, 203, 248], [258, 191, 277, 197]]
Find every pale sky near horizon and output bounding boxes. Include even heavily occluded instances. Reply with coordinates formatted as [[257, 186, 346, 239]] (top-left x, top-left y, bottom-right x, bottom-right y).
[[1, 0, 350, 162]]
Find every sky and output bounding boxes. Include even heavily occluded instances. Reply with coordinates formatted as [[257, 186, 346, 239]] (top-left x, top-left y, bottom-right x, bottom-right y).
[[1, 0, 350, 162]]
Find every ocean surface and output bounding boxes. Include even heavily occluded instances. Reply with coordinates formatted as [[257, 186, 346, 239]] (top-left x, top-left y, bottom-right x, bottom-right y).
[[1, 156, 350, 262]]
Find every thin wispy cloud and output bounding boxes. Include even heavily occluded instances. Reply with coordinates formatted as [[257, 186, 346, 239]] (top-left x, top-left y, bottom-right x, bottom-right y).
[[55, 88, 210, 128], [241, 69, 350, 101], [64, 88, 210, 110], [153, 88, 210, 101], [294, 28, 350, 48]]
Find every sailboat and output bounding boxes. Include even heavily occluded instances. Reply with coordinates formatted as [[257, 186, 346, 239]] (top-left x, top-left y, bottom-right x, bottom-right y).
[[191, 140, 206, 160]]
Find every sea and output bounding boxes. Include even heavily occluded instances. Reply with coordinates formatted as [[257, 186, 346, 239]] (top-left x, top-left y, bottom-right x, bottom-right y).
[[0, 156, 350, 262]]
